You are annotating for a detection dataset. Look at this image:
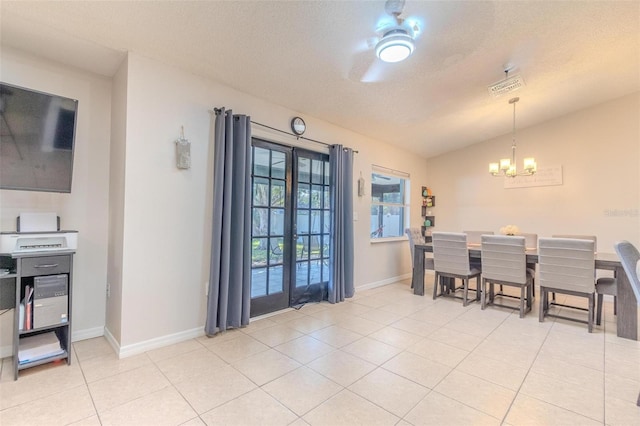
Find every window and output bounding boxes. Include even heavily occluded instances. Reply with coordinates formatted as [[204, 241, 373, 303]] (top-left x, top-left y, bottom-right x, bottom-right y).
[[370, 167, 410, 239]]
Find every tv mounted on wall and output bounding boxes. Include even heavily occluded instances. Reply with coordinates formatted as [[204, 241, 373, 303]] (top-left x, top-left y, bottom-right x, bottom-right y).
[[0, 82, 78, 193]]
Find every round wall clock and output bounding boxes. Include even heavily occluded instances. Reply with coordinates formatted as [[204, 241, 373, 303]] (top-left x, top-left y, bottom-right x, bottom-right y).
[[291, 117, 306, 135]]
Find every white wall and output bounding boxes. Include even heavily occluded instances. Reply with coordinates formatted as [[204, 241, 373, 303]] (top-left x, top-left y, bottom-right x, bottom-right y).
[[353, 146, 430, 288], [111, 52, 429, 352], [0, 48, 112, 353], [425, 92, 640, 251], [105, 55, 128, 344]]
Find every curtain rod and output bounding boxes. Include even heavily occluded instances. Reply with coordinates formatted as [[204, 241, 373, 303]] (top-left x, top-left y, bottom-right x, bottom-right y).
[[210, 109, 358, 153], [372, 164, 410, 177], [250, 120, 358, 153]]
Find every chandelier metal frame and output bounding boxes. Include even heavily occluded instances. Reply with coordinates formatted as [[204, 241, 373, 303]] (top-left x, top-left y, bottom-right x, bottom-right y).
[[489, 97, 537, 178]]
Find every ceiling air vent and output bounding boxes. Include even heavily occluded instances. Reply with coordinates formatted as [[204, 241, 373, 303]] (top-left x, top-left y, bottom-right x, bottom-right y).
[[488, 74, 526, 98]]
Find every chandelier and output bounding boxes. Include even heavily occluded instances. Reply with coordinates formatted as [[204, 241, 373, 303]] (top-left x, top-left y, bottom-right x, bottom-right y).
[[489, 97, 537, 177]]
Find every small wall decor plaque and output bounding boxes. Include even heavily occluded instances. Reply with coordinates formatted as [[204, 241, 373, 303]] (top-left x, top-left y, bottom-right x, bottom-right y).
[[175, 126, 191, 170], [504, 165, 562, 189]]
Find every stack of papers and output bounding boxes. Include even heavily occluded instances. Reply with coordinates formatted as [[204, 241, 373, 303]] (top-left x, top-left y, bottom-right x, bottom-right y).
[[18, 332, 64, 364]]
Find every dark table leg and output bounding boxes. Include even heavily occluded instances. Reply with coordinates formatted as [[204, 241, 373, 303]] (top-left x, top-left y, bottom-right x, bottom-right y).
[[615, 265, 638, 340], [413, 246, 425, 296]]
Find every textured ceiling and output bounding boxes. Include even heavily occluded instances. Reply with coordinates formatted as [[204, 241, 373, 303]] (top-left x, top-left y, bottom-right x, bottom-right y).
[[2, 1, 639, 158]]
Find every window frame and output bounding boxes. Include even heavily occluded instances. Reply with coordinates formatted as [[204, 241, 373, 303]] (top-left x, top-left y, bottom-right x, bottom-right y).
[[369, 167, 411, 242]]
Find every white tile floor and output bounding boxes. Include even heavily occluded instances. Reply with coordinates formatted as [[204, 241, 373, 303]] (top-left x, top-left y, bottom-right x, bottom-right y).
[[1, 277, 639, 425]]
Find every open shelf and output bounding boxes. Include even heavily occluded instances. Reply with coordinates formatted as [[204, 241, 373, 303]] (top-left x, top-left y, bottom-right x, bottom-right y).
[[18, 350, 69, 370]]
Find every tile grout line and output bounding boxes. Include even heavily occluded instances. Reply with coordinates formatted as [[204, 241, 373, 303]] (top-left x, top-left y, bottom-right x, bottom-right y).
[[498, 310, 554, 425], [72, 343, 104, 425], [421, 301, 515, 423]]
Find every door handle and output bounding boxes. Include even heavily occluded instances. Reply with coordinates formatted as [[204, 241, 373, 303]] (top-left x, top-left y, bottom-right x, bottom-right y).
[[33, 264, 59, 268]]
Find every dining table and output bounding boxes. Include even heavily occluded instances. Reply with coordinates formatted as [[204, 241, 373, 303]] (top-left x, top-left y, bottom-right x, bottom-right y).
[[412, 243, 639, 341]]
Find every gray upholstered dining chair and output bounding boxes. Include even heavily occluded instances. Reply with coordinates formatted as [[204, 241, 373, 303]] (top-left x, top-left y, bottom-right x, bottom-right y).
[[613, 240, 640, 407], [613, 240, 640, 302], [538, 237, 597, 332], [480, 235, 534, 317], [432, 232, 480, 306], [405, 228, 434, 268], [552, 234, 617, 326]]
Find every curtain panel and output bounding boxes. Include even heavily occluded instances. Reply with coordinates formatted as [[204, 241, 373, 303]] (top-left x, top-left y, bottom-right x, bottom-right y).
[[328, 145, 355, 303], [205, 108, 252, 335]]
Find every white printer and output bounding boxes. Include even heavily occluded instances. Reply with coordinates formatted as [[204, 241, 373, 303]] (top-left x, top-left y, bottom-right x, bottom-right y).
[[0, 213, 78, 254]]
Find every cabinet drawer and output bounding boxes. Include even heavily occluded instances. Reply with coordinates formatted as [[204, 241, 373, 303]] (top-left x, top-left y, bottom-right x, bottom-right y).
[[21, 256, 71, 277]]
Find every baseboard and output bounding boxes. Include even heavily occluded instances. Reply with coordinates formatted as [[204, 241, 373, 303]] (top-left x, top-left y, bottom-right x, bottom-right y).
[[116, 327, 205, 359], [356, 273, 412, 292], [0, 344, 12, 359], [72, 326, 104, 342], [103, 327, 121, 356]]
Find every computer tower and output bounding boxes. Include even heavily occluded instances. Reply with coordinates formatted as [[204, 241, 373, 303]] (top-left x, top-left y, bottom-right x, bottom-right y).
[[33, 274, 68, 329]]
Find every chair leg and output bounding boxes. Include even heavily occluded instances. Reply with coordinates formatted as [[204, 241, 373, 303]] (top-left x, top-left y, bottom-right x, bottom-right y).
[[539, 288, 546, 323], [596, 293, 604, 326], [481, 278, 487, 310], [475, 277, 481, 301], [463, 278, 469, 307], [527, 263, 536, 300], [519, 286, 525, 318], [614, 296, 617, 315], [448, 278, 456, 293], [588, 294, 594, 333], [432, 273, 439, 300], [544, 290, 550, 311]]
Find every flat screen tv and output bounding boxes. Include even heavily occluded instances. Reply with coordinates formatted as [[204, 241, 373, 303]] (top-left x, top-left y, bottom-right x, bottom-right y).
[[0, 82, 78, 193]]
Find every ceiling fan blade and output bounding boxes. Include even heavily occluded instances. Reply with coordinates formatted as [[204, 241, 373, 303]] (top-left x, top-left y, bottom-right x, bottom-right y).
[[346, 48, 375, 82], [360, 59, 390, 83]]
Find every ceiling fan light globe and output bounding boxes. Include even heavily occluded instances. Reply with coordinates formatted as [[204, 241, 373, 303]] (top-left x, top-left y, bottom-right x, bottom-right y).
[[376, 31, 415, 63]]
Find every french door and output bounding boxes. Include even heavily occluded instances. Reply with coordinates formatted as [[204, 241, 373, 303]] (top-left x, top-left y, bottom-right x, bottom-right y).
[[250, 139, 331, 317]]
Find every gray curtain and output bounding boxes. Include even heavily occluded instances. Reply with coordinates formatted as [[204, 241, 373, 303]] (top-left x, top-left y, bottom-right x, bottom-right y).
[[328, 145, 354, 303], [205, 108, 252, 335]]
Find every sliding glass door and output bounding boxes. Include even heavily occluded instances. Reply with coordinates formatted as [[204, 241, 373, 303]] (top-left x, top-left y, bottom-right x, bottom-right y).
[[250, 139, 330, 317]]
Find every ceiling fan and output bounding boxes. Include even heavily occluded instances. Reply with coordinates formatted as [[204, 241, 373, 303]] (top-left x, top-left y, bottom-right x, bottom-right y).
[[376, 0, 419, 62], [352, 0, 421, 83]]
